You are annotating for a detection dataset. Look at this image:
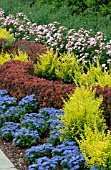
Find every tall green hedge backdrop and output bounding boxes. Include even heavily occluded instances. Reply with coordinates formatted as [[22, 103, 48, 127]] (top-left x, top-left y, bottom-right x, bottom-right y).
[[0, 0, 111, 40]]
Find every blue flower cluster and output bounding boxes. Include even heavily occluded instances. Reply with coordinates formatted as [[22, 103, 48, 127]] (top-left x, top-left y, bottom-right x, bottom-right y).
[[25, 143, 54, 162], [18, 94, 38, 113], [0, 122, 19, 140], [39, 107, 65, 145], [0, 113, 5, 127], [0, 94, 17, 112], [20, 112, 48, 137], [0, 90, 8, 97], [39, 107, 64, 119], [28, 156, 59, 170], [26, 141, 86, 170], [52, 141, 85, 169], [0, 90, 104, 170], [2, 106, 26, 123], [46, 117, 64, 146], [13, 127, 40, 147]]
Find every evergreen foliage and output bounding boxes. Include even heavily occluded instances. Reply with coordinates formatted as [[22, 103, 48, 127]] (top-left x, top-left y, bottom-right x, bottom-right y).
[[60, 86, 106, 140], [77, 126, 111, 169], [0, 49, 31, 66], [34, 50, 83, 83]]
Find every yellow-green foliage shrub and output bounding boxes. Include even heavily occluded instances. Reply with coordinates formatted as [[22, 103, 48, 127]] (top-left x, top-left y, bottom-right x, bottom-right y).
[[77, 125, 111, 169], [0, 27, 14, 46], [34, 49, 59, 80], [0, 49, 30, 66], [12, 49, 31, 62], [33, 49, 111, 85], [75, 61, 111, 87], [55, 52, 83, 83], [59, 86, 106, 140], [34, 49, 84, 82]]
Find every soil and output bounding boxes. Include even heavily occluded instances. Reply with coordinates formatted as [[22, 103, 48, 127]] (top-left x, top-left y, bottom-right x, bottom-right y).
[[0, 137, 29, 170]]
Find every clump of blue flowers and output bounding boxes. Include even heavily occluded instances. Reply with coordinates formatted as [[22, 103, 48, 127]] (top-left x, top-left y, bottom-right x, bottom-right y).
[[39, 107, 65, 145], [0, 122, 20, 140], [13, 127, 40, 147], [0, 89, 9, 97], [52, 141, 85, 169], [20, 112, 48, 137], [26, 141, 86, 170], [39, 107, 64, 119], [28, 156, 59, 170], [2, 106, 26, 123], [0, 95, 17, 112], [0, 90, 104, 170], [18, 94, 38, 113], [46, 117, 65, 146], [25, 143, 54, 162]]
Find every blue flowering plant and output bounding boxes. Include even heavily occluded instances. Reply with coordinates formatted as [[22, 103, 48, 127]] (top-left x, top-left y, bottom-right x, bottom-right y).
[[0, 95, 17, 112], [0, 90, 9, 97], [25, 141, 86, 170], [52, 141, 86, 169], [38, 107, 64, 120], [20, 112, 48, 137], [0, 91, 104, 169], [18, 94, 38, 113], [46, 117, 65, 146], [28, 156, 59, 170], [13, 127, 40, 148], [0, 122, 20, 140], [25, 143, 54, 162], [2, 106, 26, 123], [0, 113, 6, 127]]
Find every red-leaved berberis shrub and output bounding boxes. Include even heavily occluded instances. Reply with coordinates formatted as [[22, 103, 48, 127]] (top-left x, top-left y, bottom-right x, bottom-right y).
[[93, 85, 111, 129], [0, 60, 76, 109], [6, 40, 47, 64]]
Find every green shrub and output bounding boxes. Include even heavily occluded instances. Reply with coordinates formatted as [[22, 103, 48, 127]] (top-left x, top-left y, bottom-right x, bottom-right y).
[[36, 0, 65, 9], [0, 28, 14, 47], [36, 0, 111, 15], [75, 60, 111, 87], [34, 49, 59, 80], [12, 49, 31, 62], [77, 125, 111, 169], [0, 49, 30, 66], [1, 1, 111, 39], [34, 50, 83, 83], [59, 86, 106, 140], [0, 0, 31, 17], [55, 52, 83, 83]]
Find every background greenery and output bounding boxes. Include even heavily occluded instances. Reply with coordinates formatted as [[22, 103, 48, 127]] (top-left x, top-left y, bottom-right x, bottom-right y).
[[0, 0, 111, 40]]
